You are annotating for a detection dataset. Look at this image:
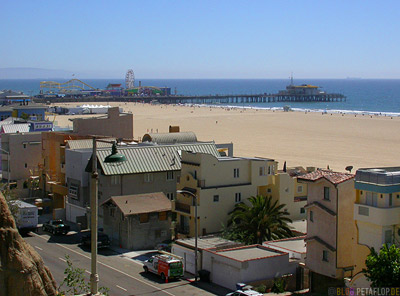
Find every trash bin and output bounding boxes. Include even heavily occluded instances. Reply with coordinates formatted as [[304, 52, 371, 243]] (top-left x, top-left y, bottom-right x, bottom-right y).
[[198, 270, 210, 282]]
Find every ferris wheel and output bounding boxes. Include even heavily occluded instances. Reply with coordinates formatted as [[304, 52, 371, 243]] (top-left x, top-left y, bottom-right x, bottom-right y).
[[125, 69, 135, 89]]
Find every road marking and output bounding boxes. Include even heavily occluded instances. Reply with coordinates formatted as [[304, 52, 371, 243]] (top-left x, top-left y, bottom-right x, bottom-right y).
[[58, 257, 67, 262], [116, 285, 127, 291], [30, 232, 176, 296], [35, 246, 43, 251]]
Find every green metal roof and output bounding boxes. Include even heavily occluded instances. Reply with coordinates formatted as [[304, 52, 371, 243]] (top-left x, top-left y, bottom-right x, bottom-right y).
[[66, 138, 115, 150], [142, 132, 197, 144], [97, 142, 219, 175]]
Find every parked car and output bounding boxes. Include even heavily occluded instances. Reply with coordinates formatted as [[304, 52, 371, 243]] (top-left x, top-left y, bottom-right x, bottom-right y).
[[81, 231, 110, 249], [156, 239, 174, 252], [42, 219, 70, 235], [226, 290, 263, 296], [143, 254, 183, 282]]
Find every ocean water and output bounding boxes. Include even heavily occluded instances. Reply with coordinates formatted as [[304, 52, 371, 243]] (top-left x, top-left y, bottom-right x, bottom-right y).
[[1, 78, 400, 115]]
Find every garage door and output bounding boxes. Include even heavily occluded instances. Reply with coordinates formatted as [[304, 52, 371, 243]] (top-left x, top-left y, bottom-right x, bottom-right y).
[[211, 259, 241, 290], [172, 245, 195, 275]]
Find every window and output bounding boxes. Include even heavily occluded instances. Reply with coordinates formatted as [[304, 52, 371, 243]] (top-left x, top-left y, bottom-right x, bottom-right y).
[[322, 250, 329, 262], [69, 185, 78, 200], [384, 230, 393, 244], [213, 195, 219, 202], [310, 210, 314, 222], [24, 163, 27, 168], [110, 208, 115, 217], [300, 207, 305, 214], [259, 166, 266, 176], [140, 213, 149, 223], [297, 185, 303, 193], [23, 144, 26, 149], [144, 173, 153, 183], [324, 187, 330, 201], [234, 168, 240, 178], [267, 188, 271, 193], [389, 194, 393, 207], [111, 175, 121, 185], [158, 211, 167, 221], [166, 171, 174, 180], [166, 192, 174, 200], [235, 192, 241, 203]]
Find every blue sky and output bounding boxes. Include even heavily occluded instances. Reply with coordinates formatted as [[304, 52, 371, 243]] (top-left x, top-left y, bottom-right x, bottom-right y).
[[1, 0, 399, 79]]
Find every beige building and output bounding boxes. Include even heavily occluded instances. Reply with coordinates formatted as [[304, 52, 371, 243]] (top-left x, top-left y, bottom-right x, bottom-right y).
[[174, 151, 277, 237], [350, 167, 400, 287], [1, 132, 42, 185], [72, 107, 134, 139], [261, 166, 311, 221], [298, 170, 356, 292]]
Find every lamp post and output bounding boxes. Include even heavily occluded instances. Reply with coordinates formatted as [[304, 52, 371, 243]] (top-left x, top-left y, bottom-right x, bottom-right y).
[[176, 189, 198, 282], [90, 137, 126, 295], [0, 147, 10, 188]]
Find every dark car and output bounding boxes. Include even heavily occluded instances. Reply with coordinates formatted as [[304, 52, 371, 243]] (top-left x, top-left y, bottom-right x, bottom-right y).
[[81, 231, 111, 249], [42, 219, 70, 235]]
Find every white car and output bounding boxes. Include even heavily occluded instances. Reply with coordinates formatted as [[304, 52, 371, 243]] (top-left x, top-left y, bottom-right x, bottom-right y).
[[226, 289, 263, 296]]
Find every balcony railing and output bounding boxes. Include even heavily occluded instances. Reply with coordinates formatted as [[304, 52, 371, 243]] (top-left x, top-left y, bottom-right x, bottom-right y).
[[174, 201, 191, 214], [354, 203, 400, 226]]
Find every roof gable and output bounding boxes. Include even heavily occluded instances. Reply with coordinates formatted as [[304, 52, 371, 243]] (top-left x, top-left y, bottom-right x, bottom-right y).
[[102, 192, 171, 216], [297, 169, 354, 185]]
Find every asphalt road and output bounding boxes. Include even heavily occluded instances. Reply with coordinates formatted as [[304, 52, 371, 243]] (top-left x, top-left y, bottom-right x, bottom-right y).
[[23, 230, 229, 296]]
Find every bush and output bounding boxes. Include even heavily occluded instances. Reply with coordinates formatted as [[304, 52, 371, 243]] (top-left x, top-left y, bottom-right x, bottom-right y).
[[254, 284, 266, 293]]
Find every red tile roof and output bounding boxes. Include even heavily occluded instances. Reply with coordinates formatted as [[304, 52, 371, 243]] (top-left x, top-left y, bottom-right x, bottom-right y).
[[297, 169, 354, 185]]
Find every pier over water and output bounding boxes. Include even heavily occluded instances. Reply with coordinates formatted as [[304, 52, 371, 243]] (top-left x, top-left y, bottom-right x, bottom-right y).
[[35, 92, 346, 104]]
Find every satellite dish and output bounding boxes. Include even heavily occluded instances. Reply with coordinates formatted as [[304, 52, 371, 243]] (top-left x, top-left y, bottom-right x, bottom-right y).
[[345, 166, 353, 173]]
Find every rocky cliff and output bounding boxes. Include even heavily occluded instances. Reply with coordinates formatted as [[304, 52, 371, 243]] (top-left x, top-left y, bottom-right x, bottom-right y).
[[0, 192, 57, 296]]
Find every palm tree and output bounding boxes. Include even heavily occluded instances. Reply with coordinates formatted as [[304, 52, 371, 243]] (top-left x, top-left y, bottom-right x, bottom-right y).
[[227, 195, 293, 244]]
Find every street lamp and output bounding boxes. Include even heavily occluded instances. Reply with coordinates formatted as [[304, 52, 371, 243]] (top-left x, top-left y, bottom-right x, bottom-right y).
[[0, 147, 10, 188], [176, 189, 198, 282], [90, 138, 126, 295]]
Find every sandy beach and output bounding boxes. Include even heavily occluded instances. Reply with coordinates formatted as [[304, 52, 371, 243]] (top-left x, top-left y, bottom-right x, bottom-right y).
[[49, 102, 400, 172]]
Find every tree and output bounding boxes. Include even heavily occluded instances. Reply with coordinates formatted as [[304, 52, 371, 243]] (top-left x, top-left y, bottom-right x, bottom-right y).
[[224, 195, 293, 244], [363, 244, 400, 287], [58, 255, 109, 296]]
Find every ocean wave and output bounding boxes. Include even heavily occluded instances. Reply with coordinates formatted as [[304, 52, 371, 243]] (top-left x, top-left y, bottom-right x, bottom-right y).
[[184, 103, 400, 117]]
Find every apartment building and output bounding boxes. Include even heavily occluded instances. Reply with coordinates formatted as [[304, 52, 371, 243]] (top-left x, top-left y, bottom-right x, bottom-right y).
[[298, 169, 356, 291], [350, 167, 400, 286], [72, 107, 134, 139], [174, 151, 277, 237], [1, 132, 42, 184], [260, 166, 311, 221]]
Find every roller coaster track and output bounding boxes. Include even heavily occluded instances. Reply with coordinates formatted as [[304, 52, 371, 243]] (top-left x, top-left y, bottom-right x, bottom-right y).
[[40, 79, 96, 93]]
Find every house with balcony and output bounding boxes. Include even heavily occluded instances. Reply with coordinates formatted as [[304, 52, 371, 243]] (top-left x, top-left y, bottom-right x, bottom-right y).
[[297, 169, 356, 292], [351, 167, 400, 287], [174, 151, 277, 237]]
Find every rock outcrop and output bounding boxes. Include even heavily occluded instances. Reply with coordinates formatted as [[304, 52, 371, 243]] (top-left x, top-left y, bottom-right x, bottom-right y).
[[0, 192, 57, 296]]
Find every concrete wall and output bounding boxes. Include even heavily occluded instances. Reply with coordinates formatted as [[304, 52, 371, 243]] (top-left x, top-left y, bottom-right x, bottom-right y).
[[1, 132, 42, 182], [103, 205, 171, 250], [73, 107, 134, 139], [65, 149, 91, 208], [98, 171, 178, 205], [202, 248, 295, 290]]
